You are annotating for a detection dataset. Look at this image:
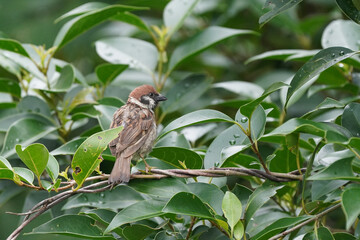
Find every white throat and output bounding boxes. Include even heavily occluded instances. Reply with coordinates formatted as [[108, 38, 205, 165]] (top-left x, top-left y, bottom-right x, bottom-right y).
[[129, 97, 154, 112]]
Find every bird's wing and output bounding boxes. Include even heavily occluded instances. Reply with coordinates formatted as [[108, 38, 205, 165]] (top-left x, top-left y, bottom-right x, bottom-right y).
[[109, 104, 154, 157]]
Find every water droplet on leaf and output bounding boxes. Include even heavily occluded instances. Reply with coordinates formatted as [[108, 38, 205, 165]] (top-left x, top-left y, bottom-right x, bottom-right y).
[[229, 140, 236, 145], [240, 117, 248, 123]]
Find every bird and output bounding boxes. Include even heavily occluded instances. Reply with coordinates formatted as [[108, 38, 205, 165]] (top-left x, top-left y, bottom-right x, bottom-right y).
[[108, 85, 167, 185]]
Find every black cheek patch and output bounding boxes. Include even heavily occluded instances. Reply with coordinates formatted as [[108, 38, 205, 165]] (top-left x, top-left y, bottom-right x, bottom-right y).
[[140, 96, 150, 105]]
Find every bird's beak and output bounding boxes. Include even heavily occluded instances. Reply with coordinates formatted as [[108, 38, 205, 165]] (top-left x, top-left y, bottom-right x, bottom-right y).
[[155, 94, 167, 102]]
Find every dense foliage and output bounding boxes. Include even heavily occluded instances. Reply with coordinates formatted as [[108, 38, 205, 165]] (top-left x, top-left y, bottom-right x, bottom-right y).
[[1, 0, 360, 239]]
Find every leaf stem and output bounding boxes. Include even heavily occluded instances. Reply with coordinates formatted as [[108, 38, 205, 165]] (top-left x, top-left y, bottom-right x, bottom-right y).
[[186, 217, 197, 240]]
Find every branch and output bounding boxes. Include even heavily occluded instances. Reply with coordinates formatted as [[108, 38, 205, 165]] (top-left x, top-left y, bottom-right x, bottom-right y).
[[7, 167, 305, 239], [268, 203, 341, 240]]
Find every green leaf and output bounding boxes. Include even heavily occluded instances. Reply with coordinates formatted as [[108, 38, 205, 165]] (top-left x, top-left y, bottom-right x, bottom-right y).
[[246, 49, 318, 64], [342, 103, 360, 137], [112, 12, 150, 32], [155, 132, 190, 149], [54, 4, 144, 50], [71, 126, 123, 190], [46, 154, 59, 182], [308, 157, 358, 181], [259, 0, 303, 27], [222, 191, 242, 231], [123, 224, 157, 240], [163, 192, 214, 219], [262, 118, 348, 144], [48, 64, 74, 92], [161, 74, 212, 114], [244, 183, 283, 227], [0, 38, 30, 57], [94, 105, 118, 130], [129, 178, 188, 198], [95, 63, 128, 86], [81, 209, 116, 225], [317, 227, 335, 240], [55, 2, 109, 22], [269, 146, 298, 173], [204, 124, 247, 169], [15, 143, 49, 178], [0, 78, 21, 97], [1, 118, 56, 158], [336, 0, 360, 25], [18, 95, 52, 118], [168, 26, 256, 73], [333, 232, 357, 240], [252, 216, 311, 240], [322, 20, 360, 50], [0, 156, 12, 169], [285, 47, 358, 108], [240, 82, 288, 118], [234, 221, 244, 240], [0, 169, 16, 181], [62, 185, 144, 210], [51, 138, 86, 155], [105, 199, 165, 233], [159, 109, 233, 139], [150, 147, 203, 169], [188, 182, 225, 215], [29, 215, 114, 239], [311, 180, 348, 201], [163, 0, 200, 37], [213, 81, 265, 99], [95, 37, 158, 75], [13, 167, 34, 184]]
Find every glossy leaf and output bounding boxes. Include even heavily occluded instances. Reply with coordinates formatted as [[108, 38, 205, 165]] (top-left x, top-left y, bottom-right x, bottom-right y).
[[54, 4, 143, 49], [285, 47, 358, 108], [240, 82, 288, 118], [159, 109, 234, 139], [0, 38, 30, 57], [164, 0, 200, 36], [15, 144, 49, 178], [259, 0, 303, 27], [105, 199, 165, 233], [322, 20, 360, 50], [317, 227, 335, 240], [150, 146, 202, 169], [244, 183, 283, 226], [262, 118, 348, 144], [129, 178, 188, 198], [234, 221, 244, 240], [168, 26, 256, 72], [95, 63, 128, 85], [252, 216, 310, 240], [0, 78, 21, 97], [55, 2, 109, 22], [161, 74, 212, 114], [123, 224, 157, 240], [29, 215, 114, 239], [46, 154, 59, 182], [96, 37, 158, 75], [311, 180, 348, 201], [342, 103, 360, 137], [94, 105, 118, 130], [222, 191, 242, 231], [246, 49, 318, 64], [63, 185, 144, 210], [51, 138, 86, 155], [342, 187, 360, 229], [163, 192, 214, 219], [0, 156, 16, 182], [13, 167, 34, 184], [308, 157, 358, 181], [1, 118, 56, 158], [213, 81, 264, 99], [336, 0, 360, 24], [48, 64, 74, 92], [269, 147, 298, 173], [17, 95, 52, 117], [333, 232, 357, 240], [112, 12, 150, 32], [71, 126, 123, 190], [187, 182, 224, 215]]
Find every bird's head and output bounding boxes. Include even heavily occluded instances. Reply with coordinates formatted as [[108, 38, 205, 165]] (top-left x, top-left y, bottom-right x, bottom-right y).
[[128, 85, 167, 111]]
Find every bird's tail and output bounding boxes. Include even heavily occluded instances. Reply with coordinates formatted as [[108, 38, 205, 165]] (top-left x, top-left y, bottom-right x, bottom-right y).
[[108, 155, 131, 185]]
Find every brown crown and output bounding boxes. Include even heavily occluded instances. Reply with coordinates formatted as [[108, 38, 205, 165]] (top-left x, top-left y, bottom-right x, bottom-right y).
[[129, 85, 158, 100]]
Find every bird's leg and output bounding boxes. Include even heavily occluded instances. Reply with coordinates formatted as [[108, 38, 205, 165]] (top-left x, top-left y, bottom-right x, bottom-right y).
[[141, 154, 153, 173]]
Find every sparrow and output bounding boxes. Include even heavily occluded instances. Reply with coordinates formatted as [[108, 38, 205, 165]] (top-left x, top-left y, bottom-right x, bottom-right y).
[[108, 85, 167, 185]]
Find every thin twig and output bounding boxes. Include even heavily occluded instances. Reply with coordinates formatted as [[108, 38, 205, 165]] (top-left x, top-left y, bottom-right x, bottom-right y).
[[268, 203, 341, 240], [186, 217, 197, 240]]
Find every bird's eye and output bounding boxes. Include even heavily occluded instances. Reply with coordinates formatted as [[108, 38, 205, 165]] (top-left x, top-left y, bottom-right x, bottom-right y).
[[149, 93, 154, 97]]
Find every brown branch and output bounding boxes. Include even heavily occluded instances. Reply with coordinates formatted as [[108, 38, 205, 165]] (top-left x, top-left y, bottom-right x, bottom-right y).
[[7, 167, 305, 239]]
